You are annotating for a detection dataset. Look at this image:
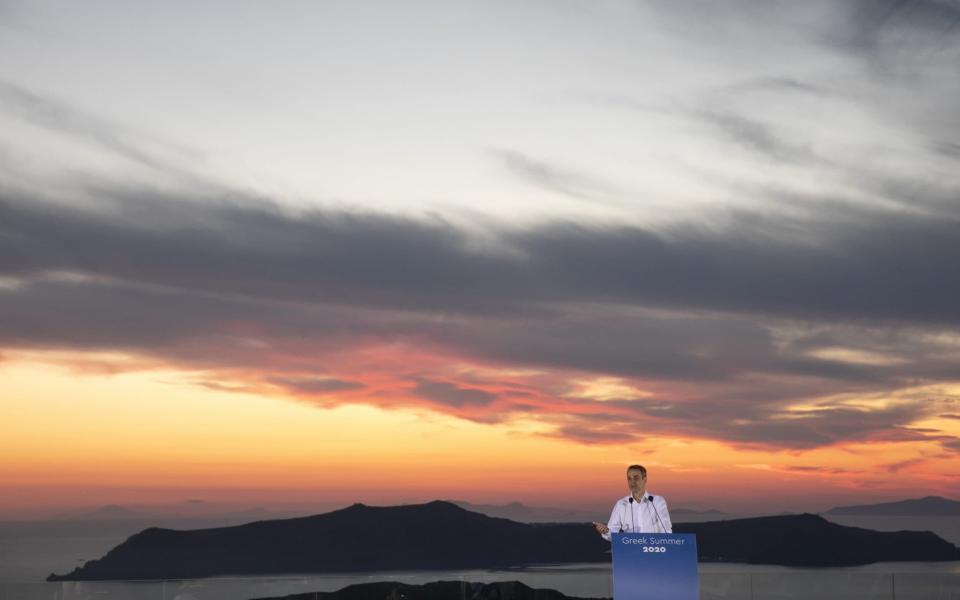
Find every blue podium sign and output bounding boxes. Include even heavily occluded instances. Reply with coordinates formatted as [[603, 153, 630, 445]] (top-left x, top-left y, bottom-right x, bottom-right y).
[[612, 533, 699, 600]]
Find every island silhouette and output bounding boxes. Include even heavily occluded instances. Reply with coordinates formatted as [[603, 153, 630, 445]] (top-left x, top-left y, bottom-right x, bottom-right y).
[[826, 495, 960, 516], [47, 500, 960, 581], [251, 580, 604, 600]]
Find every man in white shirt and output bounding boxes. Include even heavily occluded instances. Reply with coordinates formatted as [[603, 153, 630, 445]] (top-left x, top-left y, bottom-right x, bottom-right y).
[[593, 464, 672, 540]]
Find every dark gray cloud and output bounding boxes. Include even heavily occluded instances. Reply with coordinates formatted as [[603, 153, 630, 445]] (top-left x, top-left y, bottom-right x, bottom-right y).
[[935, 141, 960, 157], [516, 391, 948, 449], [0, 273, 366, 340], [0, 275, 747, 381], [412, 379, 497, 407], [0, 0, 23, 24], [0, 189, 534, 316], [268, 377, 365, 394], [4, 188, 960, 374], [651, 0, 960, 57], [514, 211, 960, 325], [3, 168, 960, 448], [841, 0, 960, 52], [451, 308, 778, 382], [4, 242, 951, 399], [697, 405, 934, 449], [592, 396, 939, 450]]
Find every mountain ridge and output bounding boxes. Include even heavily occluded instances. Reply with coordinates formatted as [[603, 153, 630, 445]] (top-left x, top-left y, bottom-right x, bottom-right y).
[[47, 500, 960, 581], [826, 496, 960, 516]]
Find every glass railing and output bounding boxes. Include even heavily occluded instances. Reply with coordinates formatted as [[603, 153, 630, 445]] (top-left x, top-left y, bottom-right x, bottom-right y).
[[2, 568, 960, 600]]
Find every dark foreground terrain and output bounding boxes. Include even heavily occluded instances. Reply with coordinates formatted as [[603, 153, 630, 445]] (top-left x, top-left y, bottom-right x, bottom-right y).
[[677, 513, 960, 566], [252, 581, 605, 600]]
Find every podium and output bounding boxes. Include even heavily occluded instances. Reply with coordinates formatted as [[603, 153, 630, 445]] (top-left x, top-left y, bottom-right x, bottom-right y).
[[612, 533, 699, 600]]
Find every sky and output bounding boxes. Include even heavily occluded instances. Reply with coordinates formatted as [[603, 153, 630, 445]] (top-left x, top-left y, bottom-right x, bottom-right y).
[[1, 0, 960, 518]]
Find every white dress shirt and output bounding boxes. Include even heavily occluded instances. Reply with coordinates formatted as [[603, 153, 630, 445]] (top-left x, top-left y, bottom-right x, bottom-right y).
[[602, 493, 673, 541]]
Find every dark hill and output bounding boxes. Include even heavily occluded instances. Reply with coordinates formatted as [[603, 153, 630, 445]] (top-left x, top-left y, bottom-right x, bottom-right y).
[[47, 501, 607, 581], [450, 500, 597, 523], [826, 496, 960, 516], [677, 513, 960, 566], [47, 502, 960, 580], [252, 580, 605, 600]]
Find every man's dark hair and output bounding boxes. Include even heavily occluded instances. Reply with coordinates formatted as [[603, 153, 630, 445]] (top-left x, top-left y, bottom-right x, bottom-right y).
[[626, 464, 647, 478]]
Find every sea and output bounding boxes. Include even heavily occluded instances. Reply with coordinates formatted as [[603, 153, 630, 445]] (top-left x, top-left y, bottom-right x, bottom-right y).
[[1, 515, 958, 600]]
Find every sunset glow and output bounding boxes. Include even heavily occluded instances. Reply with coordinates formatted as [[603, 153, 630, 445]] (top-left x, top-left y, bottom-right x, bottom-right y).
[[2, 345, 957, 517], [2, 1, 960, 521]]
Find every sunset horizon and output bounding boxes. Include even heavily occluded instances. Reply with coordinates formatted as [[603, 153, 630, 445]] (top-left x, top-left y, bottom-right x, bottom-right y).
[[3, 1, 960, 529], [2, 346, 957, 519]]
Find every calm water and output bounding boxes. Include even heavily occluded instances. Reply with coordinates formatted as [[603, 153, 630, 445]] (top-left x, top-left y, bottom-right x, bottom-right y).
[[2, 564, 960, 600]]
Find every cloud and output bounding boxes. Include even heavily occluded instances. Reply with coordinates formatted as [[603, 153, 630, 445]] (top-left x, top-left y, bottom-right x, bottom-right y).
[[496, 150, 630, 208], [728, 77, 832, 96], [783, 465, 858, 475], [269, 377, 366, 394], [617, 401, 940, 450], [550, 425, 636, 445], [695, 110, 820, 164], [3, 187, 960, 448], [0, 0, 24, 25], [935, 141, 960, 157], [0, 81, 201, 180], [412, 379, 498, 408], [840, 0, 960, 53], [885, 457, 928, 472], [0, 3, 956, 493], [4, 0, 960, 456], [8, 184, 960, 327]]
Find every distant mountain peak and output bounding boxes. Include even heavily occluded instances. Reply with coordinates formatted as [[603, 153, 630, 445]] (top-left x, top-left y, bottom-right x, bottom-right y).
[[61, 504, 146, 520], [424, 499, 462, 508], [448, 500, 597, 523], [827, 496, 960, 516], [341, 500, 466, 512]]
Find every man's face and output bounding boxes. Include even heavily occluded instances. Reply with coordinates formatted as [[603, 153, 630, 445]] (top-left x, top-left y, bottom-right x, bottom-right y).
[[627, 469, 647, 496]]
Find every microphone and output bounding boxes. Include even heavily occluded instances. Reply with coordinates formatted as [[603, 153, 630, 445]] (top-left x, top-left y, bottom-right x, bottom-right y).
[[647, 495, 668, 533], [628, 496, 636, 532]]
